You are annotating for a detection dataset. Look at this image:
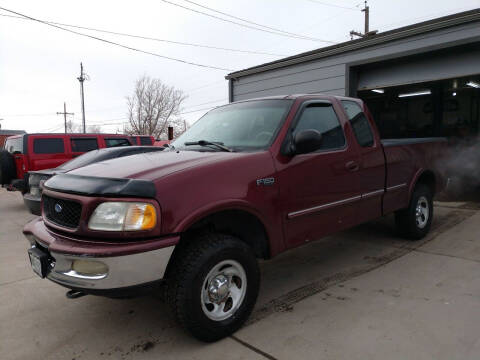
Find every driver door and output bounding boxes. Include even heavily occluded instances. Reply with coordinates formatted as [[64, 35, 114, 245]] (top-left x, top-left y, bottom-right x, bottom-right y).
[[275, 101, 362, 248]]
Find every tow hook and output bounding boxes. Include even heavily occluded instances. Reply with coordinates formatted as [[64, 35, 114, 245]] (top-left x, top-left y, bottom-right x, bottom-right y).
[[66, 290, 87, 299]]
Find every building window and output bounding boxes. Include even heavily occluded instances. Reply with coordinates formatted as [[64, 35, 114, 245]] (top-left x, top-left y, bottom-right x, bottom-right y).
[[294, 103, 345, 150]]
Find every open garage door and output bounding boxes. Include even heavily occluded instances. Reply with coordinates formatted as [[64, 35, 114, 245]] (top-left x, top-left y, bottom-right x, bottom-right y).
[[358, 74, 480, 140], [357, 47, 480, 91]]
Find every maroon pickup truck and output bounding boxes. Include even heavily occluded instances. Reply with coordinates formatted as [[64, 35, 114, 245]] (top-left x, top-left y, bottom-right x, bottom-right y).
[[23, 95, 446, 341]]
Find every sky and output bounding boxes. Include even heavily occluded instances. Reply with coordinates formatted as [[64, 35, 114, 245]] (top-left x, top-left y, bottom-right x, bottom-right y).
[[0, 0, 479, 137]]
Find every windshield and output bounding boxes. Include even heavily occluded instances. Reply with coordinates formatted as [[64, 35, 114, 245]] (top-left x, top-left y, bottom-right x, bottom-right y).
[[172, 99, 293, 151], [4, 136, 23, 154], [56, 149, 109, 170]]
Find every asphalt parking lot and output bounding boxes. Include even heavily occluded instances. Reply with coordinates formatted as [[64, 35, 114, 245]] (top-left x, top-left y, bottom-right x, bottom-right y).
[[1, 188, 480, 360]]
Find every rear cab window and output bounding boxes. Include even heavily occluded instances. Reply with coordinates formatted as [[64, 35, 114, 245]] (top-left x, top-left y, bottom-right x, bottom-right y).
[[104, 138, 131, 148], [341, 100, 375, 147], [71, 138, 99, 153], [33, 138, 65, 154], [293, 103, 346, 151]]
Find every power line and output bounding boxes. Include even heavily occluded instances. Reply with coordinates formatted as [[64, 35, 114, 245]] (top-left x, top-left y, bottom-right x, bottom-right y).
[[183, 98, 227, 108], [0, 13, 287, 57], [181, 0, 336, 42], [91, 105, 221, 127], [304, 0, 359, 11], [89, 99, 227, 125], [0, 112, 56, 117], [180, 105, 219, 115], [160, 0, 336, 43], [39, 122, 65, 132], [0, 6, 233, 71], [186, 80, 226, 93], [375, 6, 479, 30]]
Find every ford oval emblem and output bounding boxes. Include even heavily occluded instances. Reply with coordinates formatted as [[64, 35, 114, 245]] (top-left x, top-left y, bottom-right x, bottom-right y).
[[54, 203, 63, 213]]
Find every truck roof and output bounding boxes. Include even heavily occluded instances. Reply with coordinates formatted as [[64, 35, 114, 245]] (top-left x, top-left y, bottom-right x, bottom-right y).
[[230, 94, 361, 103], [6, 133, 132, 139]]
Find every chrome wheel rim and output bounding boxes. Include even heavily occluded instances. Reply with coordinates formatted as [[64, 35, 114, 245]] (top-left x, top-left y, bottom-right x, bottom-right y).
[[415, 196, 429, 229], [201, 259, 247, 321]]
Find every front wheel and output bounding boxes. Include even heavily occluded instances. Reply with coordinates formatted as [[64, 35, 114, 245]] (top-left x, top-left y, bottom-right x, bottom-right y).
[[395, 184, 433, 240], [166, 234, 260, 342]]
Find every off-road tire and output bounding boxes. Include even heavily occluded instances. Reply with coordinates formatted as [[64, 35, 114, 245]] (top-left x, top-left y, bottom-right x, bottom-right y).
[[395, 184, 433, 240], [0, 150, 16, 185], [166, 233, 260, 342]]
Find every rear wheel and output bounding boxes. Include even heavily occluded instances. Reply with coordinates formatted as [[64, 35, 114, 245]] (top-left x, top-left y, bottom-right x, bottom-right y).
[[0, 150, 16, 186], [166, 233, 259, 342], [395, 184, 433, 240]]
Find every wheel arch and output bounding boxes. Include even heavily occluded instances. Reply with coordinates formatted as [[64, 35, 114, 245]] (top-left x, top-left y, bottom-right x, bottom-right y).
[[409, 169, 436, 199], [173, 201, 273, 260]]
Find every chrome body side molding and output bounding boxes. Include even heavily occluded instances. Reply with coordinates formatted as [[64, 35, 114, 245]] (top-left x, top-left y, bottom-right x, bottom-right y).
[[287, 185, 403, 219], [386, 183, 407, 192]]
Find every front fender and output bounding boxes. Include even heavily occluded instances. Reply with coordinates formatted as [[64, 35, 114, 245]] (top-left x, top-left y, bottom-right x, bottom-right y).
[[173, 199, 285, 256]]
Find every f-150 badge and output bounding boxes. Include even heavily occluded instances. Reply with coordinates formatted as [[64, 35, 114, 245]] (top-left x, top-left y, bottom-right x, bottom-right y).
[[256, 178, 275, 186]]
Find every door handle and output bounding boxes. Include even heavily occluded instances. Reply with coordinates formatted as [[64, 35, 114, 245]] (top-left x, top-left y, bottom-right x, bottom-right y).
[[345, 161, 359, 172]]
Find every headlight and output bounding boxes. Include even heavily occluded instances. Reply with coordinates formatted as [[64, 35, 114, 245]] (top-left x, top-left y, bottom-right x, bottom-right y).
[[29, 173, 50, 187], [88, 202, 157, 231], [30, 186, 40, 196]]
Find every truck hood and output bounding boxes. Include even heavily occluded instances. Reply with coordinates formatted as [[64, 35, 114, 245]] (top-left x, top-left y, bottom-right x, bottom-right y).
[[67, 150, 250, 181]]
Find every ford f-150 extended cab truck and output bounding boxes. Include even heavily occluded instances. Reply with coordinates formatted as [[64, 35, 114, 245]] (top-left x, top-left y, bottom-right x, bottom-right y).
[[23, 95, 446, 342]]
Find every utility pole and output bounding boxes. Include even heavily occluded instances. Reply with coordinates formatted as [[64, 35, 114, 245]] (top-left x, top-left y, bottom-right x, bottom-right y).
[[350, 1, 377, 39], [77, 62, 87, 133], [56, 102, 74, 133]]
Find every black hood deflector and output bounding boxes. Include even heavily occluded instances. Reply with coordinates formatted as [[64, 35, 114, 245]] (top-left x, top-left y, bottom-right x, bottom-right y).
[[43, 174, 156, 198]]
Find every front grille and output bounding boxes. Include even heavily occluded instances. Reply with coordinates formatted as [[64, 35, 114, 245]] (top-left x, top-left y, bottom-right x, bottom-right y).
[[43, 195, 82, 229]]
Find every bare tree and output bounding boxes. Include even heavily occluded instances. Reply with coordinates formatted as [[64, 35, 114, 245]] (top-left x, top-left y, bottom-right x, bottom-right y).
[[126, 76, 187, 139]]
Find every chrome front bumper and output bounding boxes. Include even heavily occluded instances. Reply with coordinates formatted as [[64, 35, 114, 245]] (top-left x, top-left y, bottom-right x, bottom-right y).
[[43, 246, 175, 290], [24, 219, 177, 291]]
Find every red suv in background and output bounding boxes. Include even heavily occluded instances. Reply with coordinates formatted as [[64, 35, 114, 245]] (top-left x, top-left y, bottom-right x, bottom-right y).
[[0, 133, 133, 192], [129, 135, 155, 146]]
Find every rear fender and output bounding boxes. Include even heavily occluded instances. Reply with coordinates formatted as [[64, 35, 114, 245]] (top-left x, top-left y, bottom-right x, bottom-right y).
[[408, 168, 436, 200]]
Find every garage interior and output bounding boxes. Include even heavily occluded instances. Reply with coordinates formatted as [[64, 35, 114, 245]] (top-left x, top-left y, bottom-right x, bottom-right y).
[[355, 44, 480, 141]]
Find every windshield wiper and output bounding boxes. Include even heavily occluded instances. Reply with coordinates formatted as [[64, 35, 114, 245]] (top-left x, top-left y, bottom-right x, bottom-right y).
[[184, 140, 233, 152]]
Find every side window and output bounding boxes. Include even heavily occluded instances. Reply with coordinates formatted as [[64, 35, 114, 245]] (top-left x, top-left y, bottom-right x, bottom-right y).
[[140, 137, 153, 145], [104, 138, 131, 147], [71, 138, 99, 152], [33, 138, 65, 154], [293, 104, 345, 151], [129, 136, 139, 145], [342, 100, 374, 147]]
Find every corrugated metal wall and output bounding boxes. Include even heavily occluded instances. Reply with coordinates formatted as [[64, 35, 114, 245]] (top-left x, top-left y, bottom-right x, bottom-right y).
[[230, 21, 480, 101]]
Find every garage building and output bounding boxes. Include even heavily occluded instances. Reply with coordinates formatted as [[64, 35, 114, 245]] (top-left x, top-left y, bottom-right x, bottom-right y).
[[226, 9, 480, 140]]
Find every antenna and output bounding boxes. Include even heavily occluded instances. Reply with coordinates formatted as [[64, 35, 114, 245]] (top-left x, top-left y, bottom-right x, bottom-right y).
[[350, 1, 378, 39]]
